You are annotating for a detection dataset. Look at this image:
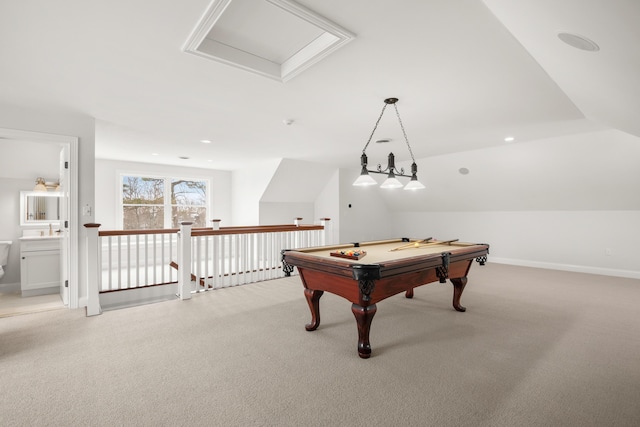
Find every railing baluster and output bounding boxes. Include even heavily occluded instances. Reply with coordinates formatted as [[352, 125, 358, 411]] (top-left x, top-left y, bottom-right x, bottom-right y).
[[192, 236, 198, 291], [107, 236, 113, 291], [258, 233, 262, 279], [234, 234, 240, 286], [161, 234, 166, 284], [117, 235, 122, 290], [250, 233, 256, 283], [144, 234, 148, 286], [212, 235, 219, 289], [152, 234, 157, 285], [135, 235, 140, 287], [203, 235, 210, 290], [265, 232, 271, 280], [221, 235, 228, 287], [166, 233, 170, 284], [126, 235, 131, 289], [242, 234, 248, 285], [271, 232, 279, 279]]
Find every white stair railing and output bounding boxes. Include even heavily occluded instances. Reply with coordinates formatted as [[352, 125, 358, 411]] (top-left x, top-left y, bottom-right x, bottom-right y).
[[178, 221, 329, 296], [86, 219, 331, 315]]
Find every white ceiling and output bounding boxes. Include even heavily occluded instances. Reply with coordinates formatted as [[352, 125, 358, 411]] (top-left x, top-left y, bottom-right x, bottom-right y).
[[0, 0, 637, 172]]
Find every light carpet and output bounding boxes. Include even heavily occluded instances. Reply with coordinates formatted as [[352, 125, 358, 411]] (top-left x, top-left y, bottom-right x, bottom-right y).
[[1, 263, 639, 426]]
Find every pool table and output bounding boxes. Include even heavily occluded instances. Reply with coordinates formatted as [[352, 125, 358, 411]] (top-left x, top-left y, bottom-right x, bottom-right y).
[[282, 238, 489, 358]]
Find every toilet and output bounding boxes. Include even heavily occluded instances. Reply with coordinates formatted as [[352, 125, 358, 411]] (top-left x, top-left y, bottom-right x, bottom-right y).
[[0, 241, 12, 280]]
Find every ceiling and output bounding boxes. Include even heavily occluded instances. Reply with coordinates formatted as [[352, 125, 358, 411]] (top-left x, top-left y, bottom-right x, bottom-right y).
[[0, 0, 637, 172]]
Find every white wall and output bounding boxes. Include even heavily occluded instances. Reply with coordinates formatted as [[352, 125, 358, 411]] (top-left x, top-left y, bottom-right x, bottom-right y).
[[261, 159, 337, 203], [259, 202, 314, 225], [393, 211, 640, 278], [95, 159, 232, 229], [232, 159, 281, 226], [258, 158, 338, 227], [378, 129, 640, 212], [315, 170, 341, 243], [338, 167, 394, 243]]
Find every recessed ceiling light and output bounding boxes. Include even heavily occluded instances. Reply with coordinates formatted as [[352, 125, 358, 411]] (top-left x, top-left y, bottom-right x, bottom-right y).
[[557, 32, 600, 52], [283, 119, 294, 125], [179, 156, 190, 160], [458, 167, 470, 175], [151, 153, 159, 156], [504, 136, 515, 142], [200, 139, 212, 144], [375, 138, 391, 144]]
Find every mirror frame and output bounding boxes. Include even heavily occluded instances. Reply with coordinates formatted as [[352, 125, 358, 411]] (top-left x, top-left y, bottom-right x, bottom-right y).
[[20, 191, 62, 226]]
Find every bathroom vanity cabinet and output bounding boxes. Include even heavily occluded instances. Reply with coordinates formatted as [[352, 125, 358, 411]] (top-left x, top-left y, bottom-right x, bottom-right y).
[[20, 237, 60, 297]]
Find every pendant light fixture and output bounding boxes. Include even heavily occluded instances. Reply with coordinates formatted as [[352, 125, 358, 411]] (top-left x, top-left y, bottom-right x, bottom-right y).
[[353, 98, 425, 190]]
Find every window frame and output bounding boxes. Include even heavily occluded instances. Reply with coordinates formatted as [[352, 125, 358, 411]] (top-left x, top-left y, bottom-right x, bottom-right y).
[[118, 172, 211, 230]]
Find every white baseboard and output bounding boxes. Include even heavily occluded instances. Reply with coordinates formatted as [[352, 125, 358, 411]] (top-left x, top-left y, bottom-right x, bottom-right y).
[[20, 286, 58, 297], [0, 281, 20, 293], [100, 283, 179, 311], [489, 257, 640, 280]]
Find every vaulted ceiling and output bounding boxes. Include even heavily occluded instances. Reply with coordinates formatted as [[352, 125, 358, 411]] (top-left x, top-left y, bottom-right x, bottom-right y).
[[0, 0, 638, 175]]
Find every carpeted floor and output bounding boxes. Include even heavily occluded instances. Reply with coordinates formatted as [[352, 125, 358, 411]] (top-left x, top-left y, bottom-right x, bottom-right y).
[[1, 263, 638, 426], [0, 291, 65, 318]]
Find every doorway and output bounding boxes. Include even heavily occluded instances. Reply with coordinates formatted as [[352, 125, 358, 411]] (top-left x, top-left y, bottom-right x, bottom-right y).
[[0, 127, 79, 312]]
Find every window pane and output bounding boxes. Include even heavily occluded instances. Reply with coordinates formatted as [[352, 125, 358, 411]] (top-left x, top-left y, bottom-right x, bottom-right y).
[[123, 176, 164, 204], [171, 179, 206, 206], [172, 206, 206, 228], [123, 206, 164, 230]]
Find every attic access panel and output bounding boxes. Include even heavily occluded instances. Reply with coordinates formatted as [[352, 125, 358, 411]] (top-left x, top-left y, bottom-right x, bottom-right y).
[[183, 0, 355, 82]]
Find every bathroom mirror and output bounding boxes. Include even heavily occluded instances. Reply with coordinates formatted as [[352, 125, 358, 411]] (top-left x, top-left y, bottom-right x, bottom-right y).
[[20, 191, 61, 226]]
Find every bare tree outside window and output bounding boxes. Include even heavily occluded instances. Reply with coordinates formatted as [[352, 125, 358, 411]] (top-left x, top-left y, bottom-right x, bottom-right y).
[[171, 179, 207, 228], [122, 175, 208, 229]]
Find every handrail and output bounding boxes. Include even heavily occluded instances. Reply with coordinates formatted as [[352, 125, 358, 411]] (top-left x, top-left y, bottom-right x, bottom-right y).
[[98, 227, 209, 236], [192, 224, 323, 236], [97, 224, 324, 237]]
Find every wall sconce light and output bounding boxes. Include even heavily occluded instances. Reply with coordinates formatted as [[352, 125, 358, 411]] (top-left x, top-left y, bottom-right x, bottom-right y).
[[34, 177, 61, 192], [34, 177, 48, 191], [353, 97, 425, 190]]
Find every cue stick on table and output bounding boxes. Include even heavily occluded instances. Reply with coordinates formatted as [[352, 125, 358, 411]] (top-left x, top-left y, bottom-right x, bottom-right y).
[[418, 239, 459, 247], [390, 238, 459, 251], [389, 238, 432, 251]]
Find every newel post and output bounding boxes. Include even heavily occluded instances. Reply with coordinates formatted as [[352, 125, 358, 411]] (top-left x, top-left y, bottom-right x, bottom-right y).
[[84, 223, 102, 316], [320, 218, 332, 245], [211, 219, 221, 230], [178, 221, 193, 300], [294, 217, 302, 226]]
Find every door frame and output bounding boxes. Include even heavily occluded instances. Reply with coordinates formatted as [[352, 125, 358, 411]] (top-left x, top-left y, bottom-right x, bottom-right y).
[[0, 127, 79, 309]]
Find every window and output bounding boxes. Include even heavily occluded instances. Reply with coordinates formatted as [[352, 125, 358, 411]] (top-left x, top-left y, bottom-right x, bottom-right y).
[[170, 179, 208, 228], [121, 175, 208, 229]]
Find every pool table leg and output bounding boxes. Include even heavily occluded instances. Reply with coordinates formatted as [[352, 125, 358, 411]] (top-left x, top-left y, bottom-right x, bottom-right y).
[[451, 277, 468, 312], [304, 289, 324, 331], [351, 303, 377, 359], [405, 288, 414, 299]]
